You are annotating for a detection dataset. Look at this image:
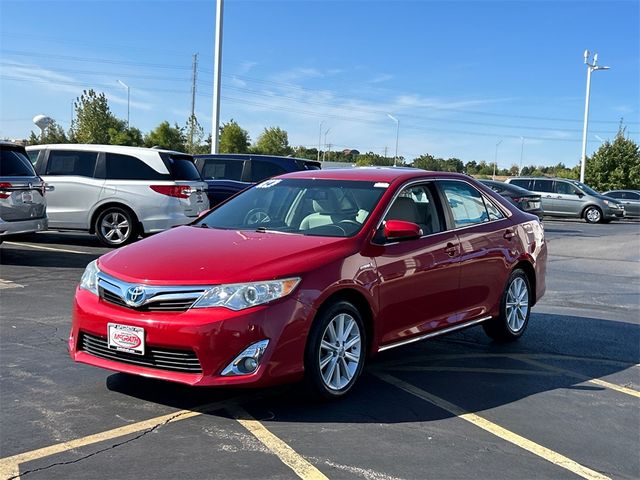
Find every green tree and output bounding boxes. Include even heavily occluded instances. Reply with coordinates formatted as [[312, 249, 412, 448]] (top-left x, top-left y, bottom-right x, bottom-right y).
[[253, 126, 291, 156], [71, 89, 121, 144], [219, 119, 250, 153], [184, 115, 206, 154], [355, 152, 393, 166], [413, 154, 443, 171], [144, 121, 185, 151], [586, 126, 640, 190], [109, 122, 144, 146], [27, 120, 69, 145]]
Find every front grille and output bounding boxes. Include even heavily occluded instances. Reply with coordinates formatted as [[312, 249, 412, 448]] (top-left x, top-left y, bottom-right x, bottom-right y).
[[79, 332, 202, 373], [100, 287, 127, 308], [99, 287, 197, 312]]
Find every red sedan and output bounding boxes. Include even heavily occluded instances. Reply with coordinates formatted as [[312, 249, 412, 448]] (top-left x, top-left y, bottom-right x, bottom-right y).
[[70, 168, 546, 399]]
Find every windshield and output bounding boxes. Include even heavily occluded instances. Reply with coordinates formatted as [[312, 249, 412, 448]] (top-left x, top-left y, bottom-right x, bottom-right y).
[[569, 180, 599, 196], [196, 178, 387, 237]]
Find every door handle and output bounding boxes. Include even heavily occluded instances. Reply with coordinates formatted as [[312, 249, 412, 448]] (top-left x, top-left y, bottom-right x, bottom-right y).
[[444, 242, 457, 257], [545, 195, 552, 198], [503, 229, 516, 240]]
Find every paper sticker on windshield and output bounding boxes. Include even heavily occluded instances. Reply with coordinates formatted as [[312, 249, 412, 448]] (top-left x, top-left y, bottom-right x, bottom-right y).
[[374, 182, 390, 188], [257, 179, 282, 189]]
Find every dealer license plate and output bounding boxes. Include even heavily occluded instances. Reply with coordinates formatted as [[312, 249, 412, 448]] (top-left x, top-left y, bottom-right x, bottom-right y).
[[108, 323, 145, 355]]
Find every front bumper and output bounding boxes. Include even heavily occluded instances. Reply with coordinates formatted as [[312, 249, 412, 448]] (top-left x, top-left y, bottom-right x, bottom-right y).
[[603, 206, 625, 220], [0, 216, 48, 237], [69, 289, 313, 386]]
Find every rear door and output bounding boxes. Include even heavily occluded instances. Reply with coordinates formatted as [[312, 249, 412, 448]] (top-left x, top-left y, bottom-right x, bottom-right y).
[[532, 179, 557, 213], [618, 191, 640, 217], [0, 146, 46, 222], [249, 160, 288, 183], [162, 154, 209, 216], [438, 179, 513, 322], [40, 149, 103, 229]]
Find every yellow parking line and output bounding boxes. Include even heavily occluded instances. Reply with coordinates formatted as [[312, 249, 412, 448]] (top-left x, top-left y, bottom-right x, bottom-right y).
[[0, 398, 238, 480], [3, 242, 92, 255], [513, 356, 640, 399], [389, 366, 558, 376], [374, 372, 611, 480], [230, 406, 328, 480]]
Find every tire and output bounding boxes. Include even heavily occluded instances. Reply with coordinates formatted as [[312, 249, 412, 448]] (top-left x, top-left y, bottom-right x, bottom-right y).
[[304, 300, 366, 400], [584, 206, 603, 224], [94, 206, 139, 247], [482, 269, 532, 342]]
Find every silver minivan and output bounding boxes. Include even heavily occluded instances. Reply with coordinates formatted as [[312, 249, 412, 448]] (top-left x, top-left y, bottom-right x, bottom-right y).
[[25, 144, 209, 247], [506, 177, 624, 223], [0, 142, 48, 242]]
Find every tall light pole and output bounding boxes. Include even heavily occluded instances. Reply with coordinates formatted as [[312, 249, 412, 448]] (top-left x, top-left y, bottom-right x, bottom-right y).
[[317, 121, 324, 162], [519, 136, 525, 175], [117, 80, 130, 128], [580, 50, 610, 183], [211, 0, 224, 153], [493, 139, 502, 180], [322, 127, 331, 161], [387, 113, 400, 166]]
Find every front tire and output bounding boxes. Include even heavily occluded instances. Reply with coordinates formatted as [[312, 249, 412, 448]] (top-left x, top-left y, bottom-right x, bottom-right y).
[[483, 269, 531, 342], [305, 301, 366, 400], [94, 207, 139, 247], [584, 206, 603, 224]]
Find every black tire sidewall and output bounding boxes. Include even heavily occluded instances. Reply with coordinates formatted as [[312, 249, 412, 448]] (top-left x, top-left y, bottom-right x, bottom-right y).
[[304, 300, 366, 400], [95, 207, 138, 247]]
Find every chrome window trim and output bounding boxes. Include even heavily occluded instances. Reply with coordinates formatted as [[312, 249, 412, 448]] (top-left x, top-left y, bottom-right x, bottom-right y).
[[378, 316, 491, 352], [97, 271, 212, 310]]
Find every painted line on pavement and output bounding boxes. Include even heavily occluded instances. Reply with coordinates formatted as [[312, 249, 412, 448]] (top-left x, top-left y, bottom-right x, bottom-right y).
[[389, 366, 558, 376], [3, 242, 93, 255], [230, 406, 328, 480], [374, 372, 611, 480]]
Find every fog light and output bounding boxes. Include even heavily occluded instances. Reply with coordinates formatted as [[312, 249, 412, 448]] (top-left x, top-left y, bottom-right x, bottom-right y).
[[221, 339, 269, 376]]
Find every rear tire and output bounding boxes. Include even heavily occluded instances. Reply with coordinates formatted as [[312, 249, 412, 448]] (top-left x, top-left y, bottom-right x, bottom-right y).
[[94, 206, 139, 248], [584, 206, 603, 224], [304, 301, 366, 400], [483, 269, 531, 342]]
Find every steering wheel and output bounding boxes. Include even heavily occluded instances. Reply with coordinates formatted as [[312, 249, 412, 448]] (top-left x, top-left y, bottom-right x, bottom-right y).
[[244, 208, 271, 225]]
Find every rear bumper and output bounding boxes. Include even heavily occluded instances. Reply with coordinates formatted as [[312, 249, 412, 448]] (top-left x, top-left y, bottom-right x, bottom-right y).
[[0, 216, 48, 237]]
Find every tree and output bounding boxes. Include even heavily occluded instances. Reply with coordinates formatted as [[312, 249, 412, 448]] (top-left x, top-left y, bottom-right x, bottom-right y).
[[71, 89, 121, 144], [412, 154, 442, 171], [184, 115, 207, 154], [144, 121, 185, 151], [586, 126, 640, 190], [109, 122, 144, 146], [219, 120, 250, 153], [27, 120, 68, 145], [253, 126, 291, 156], [355, 152, 393, 166]]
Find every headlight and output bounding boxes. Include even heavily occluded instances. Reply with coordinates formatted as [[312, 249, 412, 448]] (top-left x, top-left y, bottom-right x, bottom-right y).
[[79, 260, 99, 295], [603, 199, 622, 209], [192, 278, 300, 310]]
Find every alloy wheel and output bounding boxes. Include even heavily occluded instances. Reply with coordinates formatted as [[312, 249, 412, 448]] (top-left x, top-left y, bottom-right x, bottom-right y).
[[318, 313, 362, 391], [505, 276, 529, 333], [100, 211, 130, 245], [586, 207, 601, 223]]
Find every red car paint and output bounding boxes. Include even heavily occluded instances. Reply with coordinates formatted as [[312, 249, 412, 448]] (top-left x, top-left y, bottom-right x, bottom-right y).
[[69, 169, 546, 387]]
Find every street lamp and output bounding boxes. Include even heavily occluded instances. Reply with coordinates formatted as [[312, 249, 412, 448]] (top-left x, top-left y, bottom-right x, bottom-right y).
[[211, 0, 224, 153], [317, 121, 324, 162], [323, 127, 331, 161], [580, 50, 610, 183], [117, 80, 130, 128], [387, 113, 400, 166], [519, 136, 525, 175], [493, 139, 502, 180]]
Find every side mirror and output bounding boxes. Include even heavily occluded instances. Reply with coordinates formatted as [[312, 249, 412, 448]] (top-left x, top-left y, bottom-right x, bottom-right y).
[[575, 191, 584, 197], [44, 184, 55, 192], [383, 220, 422, 241]]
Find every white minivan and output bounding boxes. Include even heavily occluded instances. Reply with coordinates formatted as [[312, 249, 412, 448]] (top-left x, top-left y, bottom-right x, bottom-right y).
[[26, 144, 209, 247]]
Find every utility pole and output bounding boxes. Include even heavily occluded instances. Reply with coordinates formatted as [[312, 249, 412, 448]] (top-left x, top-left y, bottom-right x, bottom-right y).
[[117, 80, 130, 128], [326, 143, 333, 161], [580, 50, 610, 183], [211, 0, 224, 153], [189, 53, 198, 149], [322, 127, 331, 161], [387, 114, 399, 166], [317, 121, 323, 162], [519, 136, 525, 175], [384, 146, 388, 159], [493, 139, 502, 180]]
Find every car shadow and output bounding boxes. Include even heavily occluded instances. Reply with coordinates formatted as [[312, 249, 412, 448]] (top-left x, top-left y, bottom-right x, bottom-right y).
[[5, 231, 105, 248], [0, 246, 98, 269], [106, 312, 639, 424]]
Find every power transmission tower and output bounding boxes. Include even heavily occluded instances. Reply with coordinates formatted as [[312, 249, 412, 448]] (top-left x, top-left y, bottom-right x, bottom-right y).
[[189, 53, 198, 148]]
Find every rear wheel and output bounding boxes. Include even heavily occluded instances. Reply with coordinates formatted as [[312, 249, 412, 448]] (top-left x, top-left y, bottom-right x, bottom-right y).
[[483, 269, 531, 342], [584, 206, 603, 224], [94, 207, 139, 247], [305, 301, 366, 400]]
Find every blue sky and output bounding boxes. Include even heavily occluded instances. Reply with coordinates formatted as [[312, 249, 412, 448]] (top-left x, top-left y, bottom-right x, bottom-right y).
[[1, 0, 638, 168]]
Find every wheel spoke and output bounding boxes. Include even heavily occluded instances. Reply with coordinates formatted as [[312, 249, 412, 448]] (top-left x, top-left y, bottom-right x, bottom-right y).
[[320, 354, 333, 369], [344, 351, 359, 363], [341, 318, 355, 342], [326, 322, 338, 343], [323, 357, 338, 385], [336, 314, 345, 343], [345, 335, 360, 350], [341, 358, 352, 381], [321, 340, 337, 352], [105, 229, 116, 239]]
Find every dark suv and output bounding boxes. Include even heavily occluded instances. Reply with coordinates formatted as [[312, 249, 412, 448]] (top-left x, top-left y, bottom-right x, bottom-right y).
[[193, 154, 321, 206]]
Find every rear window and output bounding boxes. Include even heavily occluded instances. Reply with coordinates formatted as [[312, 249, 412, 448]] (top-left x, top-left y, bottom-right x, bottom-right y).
[[0, 148, 36, 176], [533, 179, 554, 193], [250, 160, 287, 182], [163, 155, 202, 181], [509, 178, 531, 190]]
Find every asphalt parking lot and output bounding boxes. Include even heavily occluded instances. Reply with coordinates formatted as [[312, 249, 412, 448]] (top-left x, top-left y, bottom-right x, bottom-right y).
[[1, 219, 638, 480]]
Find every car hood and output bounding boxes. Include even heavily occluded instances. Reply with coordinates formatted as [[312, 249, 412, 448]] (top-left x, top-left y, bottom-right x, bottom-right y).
[[97, 226, 357, 285]]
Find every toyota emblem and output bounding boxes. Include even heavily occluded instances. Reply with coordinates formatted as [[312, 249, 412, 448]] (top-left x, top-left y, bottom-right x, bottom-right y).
[[125, 286, 146, 307]]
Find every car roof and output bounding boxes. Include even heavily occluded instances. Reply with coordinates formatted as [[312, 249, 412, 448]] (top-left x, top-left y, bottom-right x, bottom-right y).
[[604, 189, 640, 193], [480, 179, 533, 194], [194, 153, 319, 163], [277, 167, 471, 183], [25, 144, 185, 155]]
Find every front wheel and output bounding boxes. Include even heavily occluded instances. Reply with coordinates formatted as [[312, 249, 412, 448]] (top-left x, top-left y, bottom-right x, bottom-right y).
[[95, 207, 139, 247], [305, 301, 366, 400], [584, 206, 603, 224], [483, 269, 531, 342]]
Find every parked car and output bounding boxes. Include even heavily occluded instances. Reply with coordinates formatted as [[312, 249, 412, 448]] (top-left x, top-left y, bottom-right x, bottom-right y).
[[506, 177, 624, 223], [26, 144, 209, 247], [70, 168, 547, 399], [601, 190, 640, 218], [193, 153, 321, 206], [478, 179, 544, 219], [0, 141, 48, 242]]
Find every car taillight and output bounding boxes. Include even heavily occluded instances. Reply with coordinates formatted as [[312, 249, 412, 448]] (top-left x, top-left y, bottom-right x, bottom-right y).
[[150, 185, 192, 199], [0, 182, 12, 199], [512, 197, 523, 203]]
